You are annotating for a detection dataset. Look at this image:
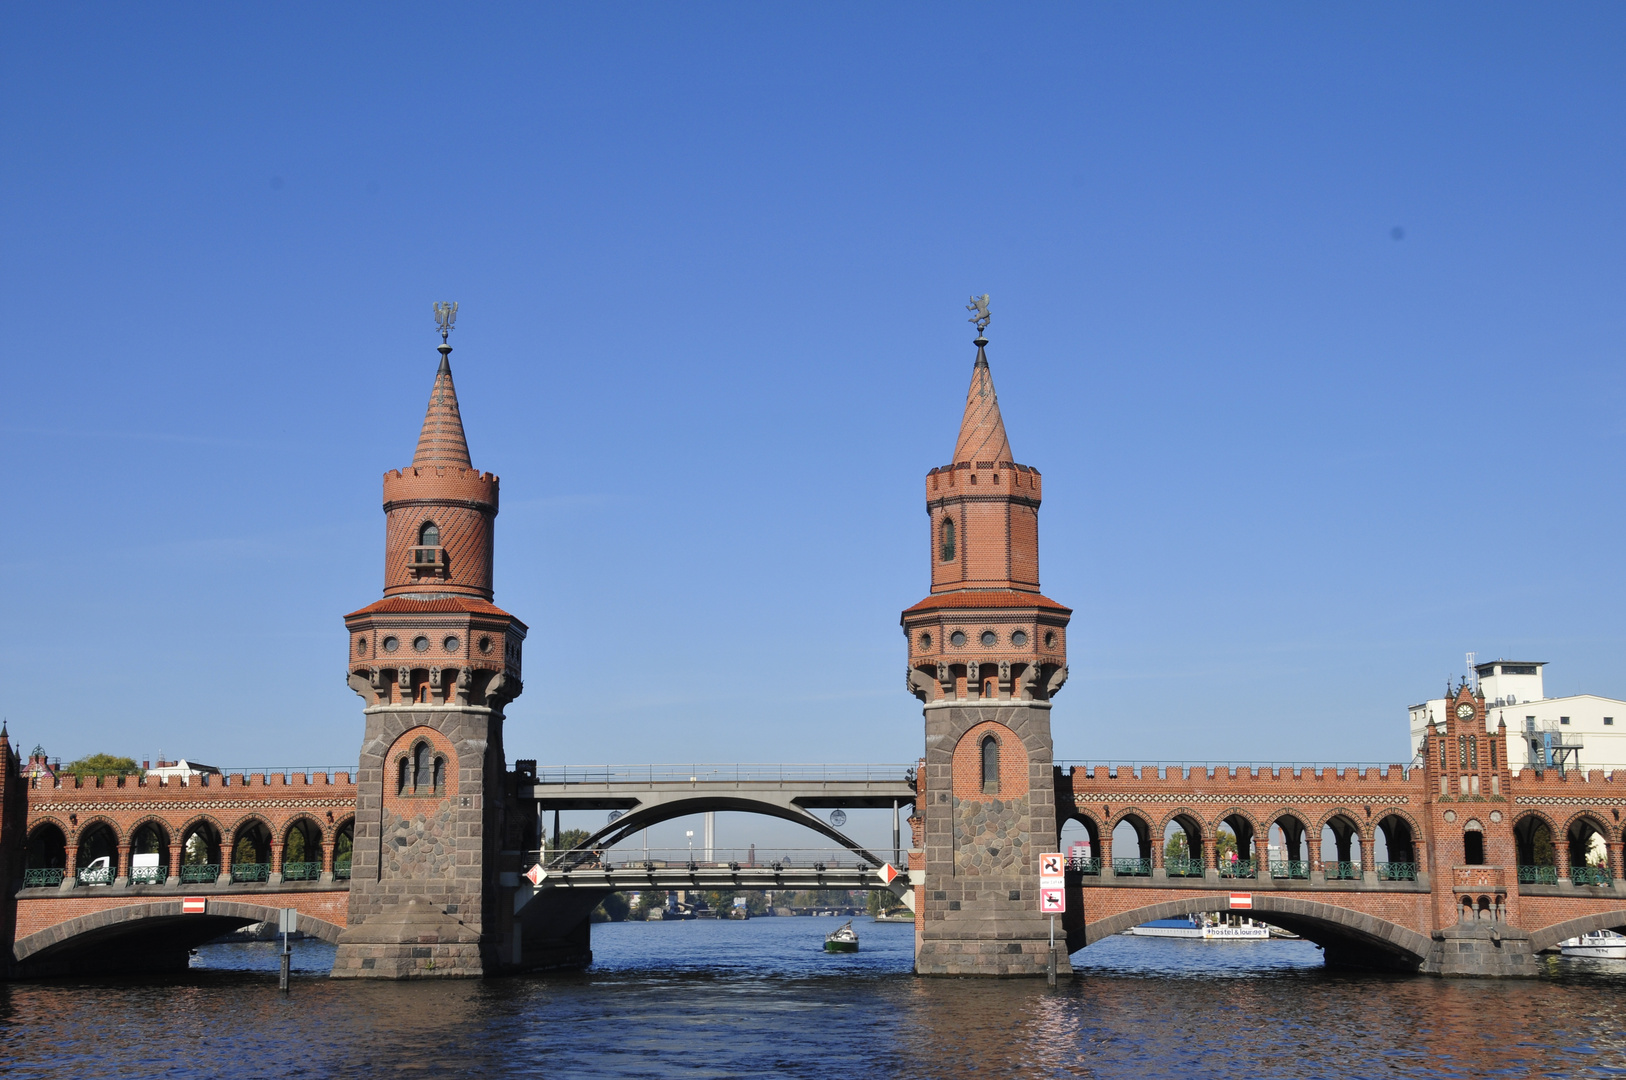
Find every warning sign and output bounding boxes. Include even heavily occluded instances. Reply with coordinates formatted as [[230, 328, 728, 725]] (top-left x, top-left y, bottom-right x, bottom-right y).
[[1040, 887, 1065, 914], [876, 863, 900, 885], [524, 864, 546, 887], [1039, 852, 1064, 879]]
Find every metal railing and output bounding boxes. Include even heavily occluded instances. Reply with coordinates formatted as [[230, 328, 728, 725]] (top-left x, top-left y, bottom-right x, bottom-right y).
[[281, 861, 322, 882], [1518, 864, 1558, 885], [181, 863, 220, 884], [1571, 865, 1613, 887], [334, 861, 352, 881], [1218, 859, 1256, 879], [77, 865, 112, 886], [231, 862, 270, 884], [1377, 862, 1417, 881], [1269, 860, 1309, 880], [527, 764, 917, 785], [1164, 856, 1203, 878], [1113, 858, 1152, 877], [23, 868, 64, 888], [1325, 861, 1359, 880], [1069, 856, 1102, 876], [541, 847, 888, 872], [129, 865, 166, 885]]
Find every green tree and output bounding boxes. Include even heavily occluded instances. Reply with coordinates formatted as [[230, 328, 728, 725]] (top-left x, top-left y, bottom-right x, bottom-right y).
[[1215, 829, 1238, 863], [66, 754, 141, 778], [546, 828, 592, 857], [1165, 831, 1189, 860], [592, 892, 631, 922]]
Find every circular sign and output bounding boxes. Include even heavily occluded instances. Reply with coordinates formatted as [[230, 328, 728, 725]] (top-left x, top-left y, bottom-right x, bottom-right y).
[[830, 810, 847, 827]]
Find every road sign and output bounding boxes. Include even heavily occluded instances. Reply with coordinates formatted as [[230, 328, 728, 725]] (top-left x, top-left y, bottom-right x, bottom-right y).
[[182, 897, 206, 914], [279, 908, 298, 934], [524, 864, 546, 887], [1039, 852, 1064, 879], [1040, 887, 1065, 913], [1229, 892, 1253, 910], [876, 862, 900, 885]]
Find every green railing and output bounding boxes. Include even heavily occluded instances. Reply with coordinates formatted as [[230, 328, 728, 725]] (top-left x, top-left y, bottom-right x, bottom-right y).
[[1069, 856, 1102, 876], [1571, 866, 1613, 887], [181, 863, 220, 884], [1377, 862, 1417, 881], [334, 861, 352, 881], [1518, 864, 1558, 885], [77, 865, 113, 885], [1269, 860, 1309, 879], [129, 865, 166, 885], [1164, 856, 1203, 878], [281, 861, 322, 882], [1113, 858, 1152, 877], [1325, 861, 1359, 880], [23, 868, 64, 888], [231, 862, 270, 883], [1218, 858, 1255, 879]]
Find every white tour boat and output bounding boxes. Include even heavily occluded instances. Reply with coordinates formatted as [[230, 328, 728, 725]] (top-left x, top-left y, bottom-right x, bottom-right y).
[[1559, 929, 1626, 959]]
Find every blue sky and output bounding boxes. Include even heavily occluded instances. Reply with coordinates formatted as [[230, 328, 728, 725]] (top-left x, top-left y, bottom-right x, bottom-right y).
[[3, 3, 1624, 821]]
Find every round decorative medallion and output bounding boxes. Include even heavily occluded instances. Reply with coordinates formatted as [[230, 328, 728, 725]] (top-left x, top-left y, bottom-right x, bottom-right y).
[[1490, 810, 1502, 823], [919, 632, 932, 650], [1011, 630, 1028, 647], [950, 630, 966, 647], [980, 630, 997, 647], [413, 636, 430, 653], [444, 635, 460, 653], [382, 636, 399, 653], [1443, 810, 1456, 823]]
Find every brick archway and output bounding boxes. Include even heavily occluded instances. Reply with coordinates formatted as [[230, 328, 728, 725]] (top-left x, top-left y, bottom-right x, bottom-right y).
[[1529, 910, 1626, 954]]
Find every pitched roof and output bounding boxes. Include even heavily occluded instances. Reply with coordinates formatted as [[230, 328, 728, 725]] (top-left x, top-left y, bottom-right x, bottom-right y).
[[345, 595, 519, 620], [902, 590, 1071, 615], [412, 348, 472, 467], [952, 341, 1013, 466]]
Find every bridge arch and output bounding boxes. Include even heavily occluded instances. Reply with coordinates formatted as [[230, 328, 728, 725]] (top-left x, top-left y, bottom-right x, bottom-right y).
[[1513, 809, 1560, 867], [1157, 809, 1204, 867], [11, 900, 345, 977], [1078, 894, 1431, 971], [179, 814, 226, 866], [1560, 811, 1612, 868], [1529, 910, 1626, 954], [1106, 809, 1154, 863]]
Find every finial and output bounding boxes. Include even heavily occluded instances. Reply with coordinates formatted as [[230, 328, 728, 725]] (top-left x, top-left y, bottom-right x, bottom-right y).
[[434, 301, 459, 345], [965, 293, 991, 343]]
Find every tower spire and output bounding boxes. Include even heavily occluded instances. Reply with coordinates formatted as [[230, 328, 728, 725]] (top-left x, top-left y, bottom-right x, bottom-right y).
[[951, 337, 1013, 466], [413, 305, 472, 468]]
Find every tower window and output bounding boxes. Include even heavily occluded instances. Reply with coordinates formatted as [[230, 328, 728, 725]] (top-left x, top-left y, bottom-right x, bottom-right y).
[[1464, 830, 1485, 865], [413, 743, 431, 793], [980, 735, 1000, 794], [419, 522, 440, 546], [940, 518, 956, 562]]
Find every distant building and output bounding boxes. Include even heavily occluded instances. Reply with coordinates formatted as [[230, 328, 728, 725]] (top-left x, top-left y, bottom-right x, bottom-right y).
[[1409, 660, 1626, 774], [142, 758, 221, 783], [21, 747, 58, 783]]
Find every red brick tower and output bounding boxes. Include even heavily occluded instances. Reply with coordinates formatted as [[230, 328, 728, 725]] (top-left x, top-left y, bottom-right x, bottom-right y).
[[332, 313, 529, 979], [903, 309, 1073, 976]]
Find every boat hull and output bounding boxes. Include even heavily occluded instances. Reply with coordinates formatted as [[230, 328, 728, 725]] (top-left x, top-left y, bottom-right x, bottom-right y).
[[824, 941, 859, 953]]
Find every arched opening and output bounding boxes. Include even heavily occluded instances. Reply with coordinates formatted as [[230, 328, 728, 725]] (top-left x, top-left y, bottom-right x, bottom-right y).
[[1320, 816, 1362, 879], [1514, 814, 1558, 883], [939, 517, 956, 562], [282, 819, 324, 881], [23, 823, 67, 887], [433, 755, 445, 793], [130, 822, 170, 884], [75, 823, 118, 885], [419, 520, 439, 546], [333, 819, 355, 880], [1111, 815, 1152, 876], [231, 820, 273, 883], [1268, 815, 1309, 879], [980, 735, 999, 794], [181, 822, 222, 884], [1162, 815, 1203, 877], [1567, 817, 1612, 885], [1374, 815, 1417, 880], [1463, 821, 1485, 865], [1217, 814, 1259, 878], [397, 756, 410, 794], [1060, 817, 1099, 874]]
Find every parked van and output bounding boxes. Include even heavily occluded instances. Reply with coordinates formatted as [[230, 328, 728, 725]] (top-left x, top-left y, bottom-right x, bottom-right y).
[[78, 856, 113, 886], [132, 852, 164, 884]]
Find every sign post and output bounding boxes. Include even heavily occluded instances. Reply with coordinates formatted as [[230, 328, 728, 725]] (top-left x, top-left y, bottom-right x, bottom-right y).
[[278, 907, 298, 993], [1039, 853, 1066, 986]]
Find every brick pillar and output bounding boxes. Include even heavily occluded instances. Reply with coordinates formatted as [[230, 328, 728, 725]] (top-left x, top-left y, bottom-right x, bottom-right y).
[[116, 841, 132, 881], [322, 836, 335, 874], [1361, 828, 1376, 872], [1610, 840, 1624, 883], [64, 832, 78, 880], [1099, 830, 1113, 878], [219, 831, 233, 884], [1151, 829, 1164, 871], [270, 839, 284, 875], [168, 840, 183, 883]]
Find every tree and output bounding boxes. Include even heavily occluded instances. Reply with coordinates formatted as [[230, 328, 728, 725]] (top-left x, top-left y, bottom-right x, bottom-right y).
[[1165, 831, 1189, 861], [1215, 830, 1238, 863], [546, 828, 591, 857], [66, 754, 141, 778]]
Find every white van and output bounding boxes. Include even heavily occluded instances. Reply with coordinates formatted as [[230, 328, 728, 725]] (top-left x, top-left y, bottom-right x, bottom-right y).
[[78, 856, 113, 886], [131, 852, 164, 884]]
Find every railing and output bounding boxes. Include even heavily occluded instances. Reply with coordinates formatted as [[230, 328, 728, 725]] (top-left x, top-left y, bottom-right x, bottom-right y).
[[181, 863, 220, 884], [527, 763, 918, 785], [77, 865, 112, 886], [1056, 760, 1412, 780], [1377, 862, 1418, 881], [1518, 864, 1558, 885], [231, 862, 270, 883], [542, 847, 889, 872], [1325, 861, 1359, 880], [1269, 860, 1309, 880], [1571, 865, 1613, 887], [23, 868, 64, 888], [1218, 859, 1255, 879], [281, 861, 322, 882], [129, 865, 166, 885], [334, 861, 352, 881], [1069, 856, 1102, 876], [1113, 858, 1152, 877], [1164, 856, 1203, 878]]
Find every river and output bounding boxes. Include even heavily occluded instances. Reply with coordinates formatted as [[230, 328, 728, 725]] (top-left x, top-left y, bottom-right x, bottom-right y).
[[4, 916, 1626, 1078]]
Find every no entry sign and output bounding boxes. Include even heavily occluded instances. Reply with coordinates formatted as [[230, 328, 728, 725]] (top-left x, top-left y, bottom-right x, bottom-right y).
[[182, 897, 206, 914], [1229, 892, 1253, 910]]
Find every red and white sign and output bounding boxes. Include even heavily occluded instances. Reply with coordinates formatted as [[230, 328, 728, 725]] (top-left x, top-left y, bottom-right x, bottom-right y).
[[1039, 853, 1065, 879], [1040, 887, 1066, 913], [1229, 892, 1253, 910], [876, 862, 900, 886], [524, 864, 546, 887], [182, 897, 206, 915]]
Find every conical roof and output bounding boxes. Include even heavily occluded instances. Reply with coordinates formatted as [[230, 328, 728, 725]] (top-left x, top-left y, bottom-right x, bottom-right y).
[[952, 341, 1013, 465], [412, 347, 472, 467]]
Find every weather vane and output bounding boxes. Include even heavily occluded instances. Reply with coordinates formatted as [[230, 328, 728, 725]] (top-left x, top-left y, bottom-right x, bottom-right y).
[[434, 301, 459, 344], [966, 294, 991, 337]]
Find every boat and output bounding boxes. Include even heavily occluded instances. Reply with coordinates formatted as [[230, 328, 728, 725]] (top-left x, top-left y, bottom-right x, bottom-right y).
[[1127, 917, 1204, 939], [1127, 914, 1270, 940], [824, 920, 859, 952], [873, 911, 914, 923], [1559, 930, 1626, 959]]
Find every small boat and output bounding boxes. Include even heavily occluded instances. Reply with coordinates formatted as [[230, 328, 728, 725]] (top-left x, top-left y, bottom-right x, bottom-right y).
[[824, 920, 859, 953], [873, 911, 914, 923], [1560, 930, 1626, 959], [1128, 914, 1270, 940], [1128, 917, 1204, 939]]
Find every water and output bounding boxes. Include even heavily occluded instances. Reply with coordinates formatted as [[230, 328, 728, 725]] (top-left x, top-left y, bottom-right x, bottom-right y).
[[5, 917, 1626, 1078]]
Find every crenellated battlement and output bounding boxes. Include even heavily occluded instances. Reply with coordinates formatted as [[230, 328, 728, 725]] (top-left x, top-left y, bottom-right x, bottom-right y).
[[926, 461, 1041, 502], [28, 769, 355, 791], [383, 466, 498, 508], [1067, 763, 1419, 787], [1509, 767, 1622, 785]]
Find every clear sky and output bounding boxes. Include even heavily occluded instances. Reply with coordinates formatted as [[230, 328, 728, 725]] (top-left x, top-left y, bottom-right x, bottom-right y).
[[4, 4, 1624, 806]]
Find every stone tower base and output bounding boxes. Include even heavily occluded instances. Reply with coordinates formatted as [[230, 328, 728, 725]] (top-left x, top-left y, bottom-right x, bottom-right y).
[[331, 900, 485, 979], [1421, 923, 1537, 977]]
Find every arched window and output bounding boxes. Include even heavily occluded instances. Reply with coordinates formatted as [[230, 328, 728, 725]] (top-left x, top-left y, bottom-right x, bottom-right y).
[[413, 743, 431, 793], [419, 521, 440, 546], [940, 518, 956, 562], [1438, 737, 1447, 771], [397, 757, 410, 795], [980, 735, 999, 794], [432, 756, 444, 793], [1463, 821, 1485, 865], [1469, 736, 1478, 768]]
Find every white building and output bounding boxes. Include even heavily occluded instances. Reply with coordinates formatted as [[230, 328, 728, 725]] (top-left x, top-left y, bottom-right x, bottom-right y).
[[1408, 660, 1626, 774], [142, 757, 221, 783]]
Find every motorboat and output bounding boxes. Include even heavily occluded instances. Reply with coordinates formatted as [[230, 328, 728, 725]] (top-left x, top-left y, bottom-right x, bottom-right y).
[[1128, 914, 1270, 940], [1559, 930, 1626, 959], [824, 920, 859, 953]]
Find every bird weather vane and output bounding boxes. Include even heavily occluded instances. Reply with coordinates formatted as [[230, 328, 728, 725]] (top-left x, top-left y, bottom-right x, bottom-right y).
[[434, 301, 459, 343], [966, 294, 991, 336]]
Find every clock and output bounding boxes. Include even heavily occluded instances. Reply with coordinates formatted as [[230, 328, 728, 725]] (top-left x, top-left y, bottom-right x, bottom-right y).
[[1456, 702, 1475, 720]]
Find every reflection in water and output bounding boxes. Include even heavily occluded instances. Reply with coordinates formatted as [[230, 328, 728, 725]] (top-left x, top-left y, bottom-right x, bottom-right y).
[[3, 920, 1625, 1078]]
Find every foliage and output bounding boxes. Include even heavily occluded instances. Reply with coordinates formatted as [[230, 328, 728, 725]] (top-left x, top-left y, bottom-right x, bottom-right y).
[[65, 754, 141, 778], [1164, 831, 1189, 860], [1215, 830, 1238, 863], [593, 893, 631, 922], [547, 828, 591, 856]]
